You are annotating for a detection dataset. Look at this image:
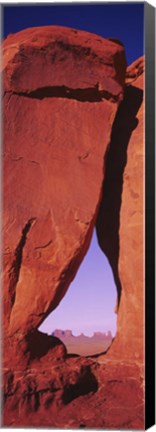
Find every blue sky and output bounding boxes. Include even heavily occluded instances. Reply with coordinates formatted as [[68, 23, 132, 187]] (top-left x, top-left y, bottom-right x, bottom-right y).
[[3, 3, 144, 336], [3, 3, 144, 65]]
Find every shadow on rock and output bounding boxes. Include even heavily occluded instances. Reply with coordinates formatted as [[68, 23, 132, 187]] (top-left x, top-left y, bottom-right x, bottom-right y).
[[62, 365, 98, 404], [24, 329, 67, 364], [96, 85, 143, 308]]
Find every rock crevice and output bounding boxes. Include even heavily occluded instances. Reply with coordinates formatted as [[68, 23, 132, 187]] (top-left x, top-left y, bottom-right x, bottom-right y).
[[5, 84, 122, 103], [96, 84, 143, 311], [8, 218, 36, 311]]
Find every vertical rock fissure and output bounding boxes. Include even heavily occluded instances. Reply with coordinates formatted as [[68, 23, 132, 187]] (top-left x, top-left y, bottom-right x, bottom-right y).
[[96, 84, 143, 310], [8, 218, 36, 309]]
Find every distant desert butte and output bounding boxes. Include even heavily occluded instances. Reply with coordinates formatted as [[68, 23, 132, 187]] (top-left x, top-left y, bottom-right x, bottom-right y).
[[52, 329, 113, 356]]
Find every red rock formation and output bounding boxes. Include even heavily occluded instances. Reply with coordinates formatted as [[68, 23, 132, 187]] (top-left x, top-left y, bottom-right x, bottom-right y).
[[96, 57, 144, 360], [2, 26, 126, 341], [113, 58, 144, 359], [3, 357, 143, 429], [3, 26, 125, 94], [2, 26, 144, 429]]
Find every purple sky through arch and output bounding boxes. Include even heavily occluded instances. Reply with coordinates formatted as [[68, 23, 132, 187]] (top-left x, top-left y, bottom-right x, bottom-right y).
[[39, 229, 117, 336]]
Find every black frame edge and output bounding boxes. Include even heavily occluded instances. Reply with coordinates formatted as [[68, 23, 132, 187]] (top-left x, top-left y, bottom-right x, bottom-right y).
[[145, 1, 155, 430]]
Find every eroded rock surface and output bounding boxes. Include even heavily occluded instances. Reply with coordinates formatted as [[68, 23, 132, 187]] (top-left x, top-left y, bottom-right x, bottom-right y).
[[96, 57, 144, 360], [3, 26, 126, 340], [2, 27, 144, 429], [114, 58, 144, 359], [3, 358, 144, 429]]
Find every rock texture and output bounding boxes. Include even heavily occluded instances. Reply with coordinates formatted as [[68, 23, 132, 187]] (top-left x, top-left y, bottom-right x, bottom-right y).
[[96, 56, 144, 360], [3, 26, 126, 341], [2, 26, 144, 429], [3, 26, 125, 95], [3, 357, 144, 429], [115, 57, 144, 359]]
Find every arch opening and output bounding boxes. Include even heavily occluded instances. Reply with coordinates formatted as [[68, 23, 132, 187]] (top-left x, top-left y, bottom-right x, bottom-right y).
[[39, 228, 117, 356]]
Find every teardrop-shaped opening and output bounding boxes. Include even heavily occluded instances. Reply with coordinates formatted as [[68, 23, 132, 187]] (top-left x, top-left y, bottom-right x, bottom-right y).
[[39, 228, 117, 356]]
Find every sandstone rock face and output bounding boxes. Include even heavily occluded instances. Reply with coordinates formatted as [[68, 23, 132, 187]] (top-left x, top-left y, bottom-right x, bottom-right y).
[[3, 357, 144, 429], [2, 26, 144, 429], [3, 26, 126, 339], [3, 26, 125, 94], [115, 58, 144, 359], [96, 57, 144, 360]]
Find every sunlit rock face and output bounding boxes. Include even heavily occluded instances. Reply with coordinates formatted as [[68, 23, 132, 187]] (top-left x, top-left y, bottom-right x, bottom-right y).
[[114, 58, 144, 360], [2, 27, 144, 429], [2, 26, 126, 339], [96, 57, 144, 360]]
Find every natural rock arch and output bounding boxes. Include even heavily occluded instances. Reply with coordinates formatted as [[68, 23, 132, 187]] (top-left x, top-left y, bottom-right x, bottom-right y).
[[2, 27, 144, 428]]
